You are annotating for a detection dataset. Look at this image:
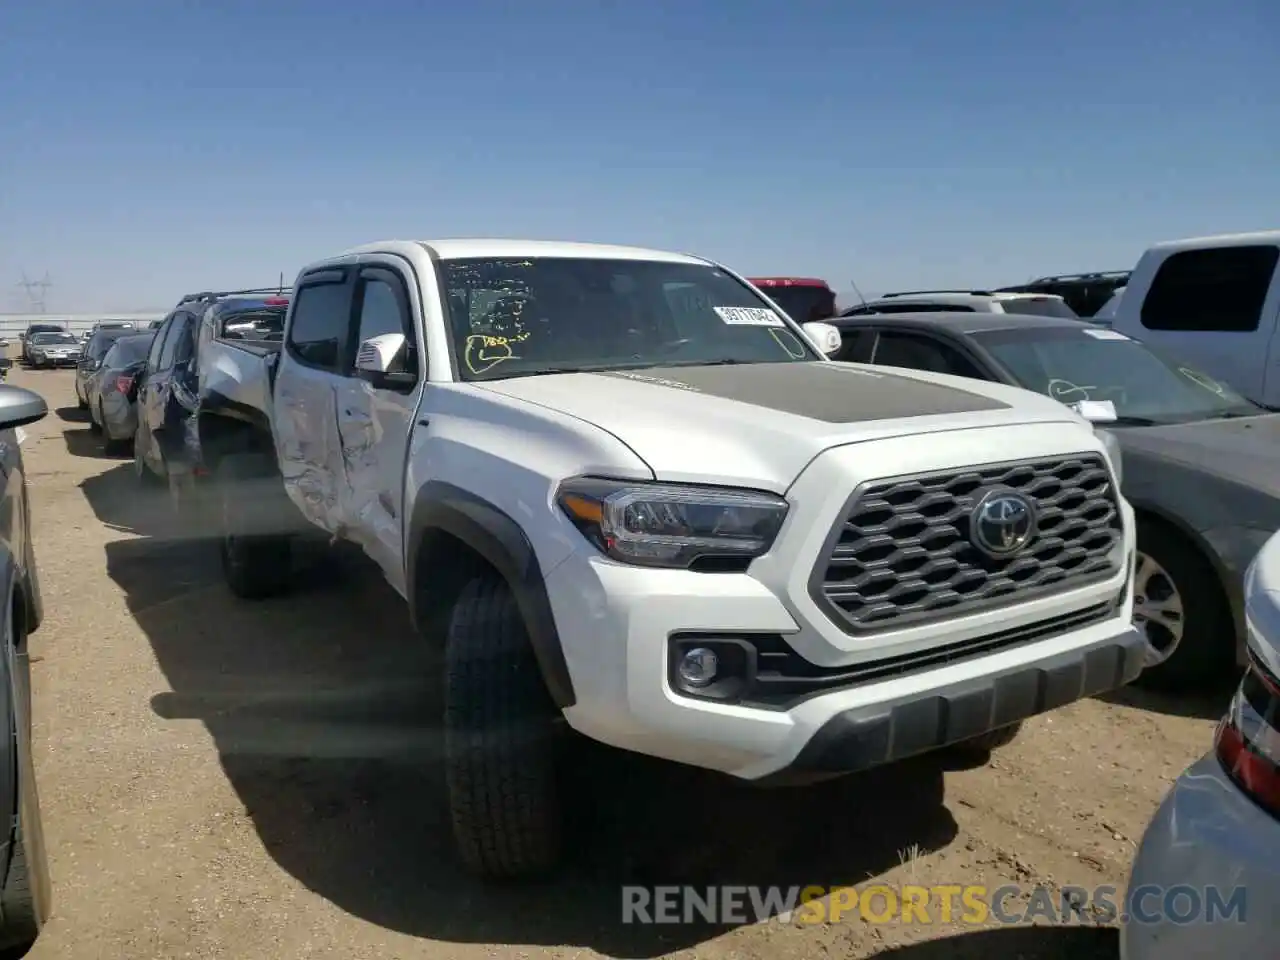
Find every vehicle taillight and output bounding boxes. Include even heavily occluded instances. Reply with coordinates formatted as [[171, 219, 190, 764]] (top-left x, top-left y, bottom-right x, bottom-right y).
[[116, 374, 135, 394], [263, 297, 289, 305], [1215, 660, 1280, 818]]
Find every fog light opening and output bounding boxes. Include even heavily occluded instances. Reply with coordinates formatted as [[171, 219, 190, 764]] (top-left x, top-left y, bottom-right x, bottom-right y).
[[678, 647, 719, 687]]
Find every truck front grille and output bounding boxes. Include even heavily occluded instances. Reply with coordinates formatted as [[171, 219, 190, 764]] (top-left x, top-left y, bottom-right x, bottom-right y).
[[813, 454, 1123, 633]]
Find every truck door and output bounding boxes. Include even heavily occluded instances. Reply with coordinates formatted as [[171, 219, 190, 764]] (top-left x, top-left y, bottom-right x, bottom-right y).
[[331, 261, 423, 597], [1127, 244, 1280, 404], [271, 267, 356, 536]]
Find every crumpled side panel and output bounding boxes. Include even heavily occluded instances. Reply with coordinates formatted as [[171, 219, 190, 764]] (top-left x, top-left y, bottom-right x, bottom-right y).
[[334, 381, 402, 564], [273, 375, 347, 535]]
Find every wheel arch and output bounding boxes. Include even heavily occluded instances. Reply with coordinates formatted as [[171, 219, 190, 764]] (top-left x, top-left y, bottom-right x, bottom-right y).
[[1130, 501, 1241, 647], [407, 481, 576, 709]]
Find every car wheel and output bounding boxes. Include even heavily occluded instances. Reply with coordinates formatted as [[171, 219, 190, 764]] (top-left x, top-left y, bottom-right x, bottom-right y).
[[133, 437, 163, 486], [0, 591, 52, 953], [444, 574, 563, 879], [1133, 519, 1233, 692], [76, 382, 87, 410], [217, 453, 293, 600]]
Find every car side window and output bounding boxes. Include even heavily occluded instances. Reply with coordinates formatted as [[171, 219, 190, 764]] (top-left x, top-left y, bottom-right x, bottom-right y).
[[1141, 245, 1279, 333], [833, 328, 876, 362], [171, 312, 198, 366], [158, 313, 191, 370], [148, 315, 174, 369], [870, 331, 986, 379], [351, 269, 419, 379], [287, 270, 352, 371]]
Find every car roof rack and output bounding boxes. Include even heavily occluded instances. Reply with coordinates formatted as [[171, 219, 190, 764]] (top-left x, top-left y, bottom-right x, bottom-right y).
[[880, 289, 994, 298], [177, 286, 292, 306], [1022, 271, 1131, 285]]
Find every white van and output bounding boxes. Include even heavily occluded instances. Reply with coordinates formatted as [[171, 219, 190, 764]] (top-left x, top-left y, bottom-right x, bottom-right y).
[[1109, 231, 1280, 406]]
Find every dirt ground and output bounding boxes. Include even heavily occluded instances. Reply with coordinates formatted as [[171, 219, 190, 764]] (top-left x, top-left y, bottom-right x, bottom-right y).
[[13, 365, 1231, 959]]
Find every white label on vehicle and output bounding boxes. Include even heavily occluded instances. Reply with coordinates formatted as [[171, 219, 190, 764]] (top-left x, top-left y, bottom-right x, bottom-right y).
[[713, 306, 784, 327], [14, 428, 25, 445], [1083, 328, 1130, 341]]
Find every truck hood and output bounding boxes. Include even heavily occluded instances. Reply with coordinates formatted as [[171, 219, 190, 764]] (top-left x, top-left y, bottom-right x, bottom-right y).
[[1116, 413, 1280, 494], [474, 361, 1085, 492]]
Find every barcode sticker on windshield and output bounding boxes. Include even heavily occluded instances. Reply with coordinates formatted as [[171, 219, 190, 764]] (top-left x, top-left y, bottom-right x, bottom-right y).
[[1083, 328, 1130, 341], [714, 306, 785, 327]]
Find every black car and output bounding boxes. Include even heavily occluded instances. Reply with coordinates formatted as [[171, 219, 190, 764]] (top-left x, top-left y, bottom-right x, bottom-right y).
[[75, 327, 140, 410], [136, 288, 291, 488], [832, 310, 1280, 691], [0, 385, 54, 953]]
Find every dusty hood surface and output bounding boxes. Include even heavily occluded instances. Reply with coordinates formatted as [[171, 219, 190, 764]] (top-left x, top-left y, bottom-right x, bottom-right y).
[[1116, 413, 1280, 494], [474, 361, 1085, 491]]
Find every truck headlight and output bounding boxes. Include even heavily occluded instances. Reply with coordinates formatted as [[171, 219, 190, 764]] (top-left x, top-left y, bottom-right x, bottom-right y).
[[1097, 428, 1123, 485], [556, 478, 789, 569]]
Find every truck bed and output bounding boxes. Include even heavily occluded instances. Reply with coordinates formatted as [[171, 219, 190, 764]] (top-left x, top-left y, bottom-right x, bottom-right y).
[[197, 336, 281, 425]]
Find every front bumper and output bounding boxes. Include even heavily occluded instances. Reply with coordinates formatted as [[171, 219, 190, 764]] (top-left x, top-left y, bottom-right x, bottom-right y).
[[1120, 753, 1277, 958], [549, 421, 1139, 780]]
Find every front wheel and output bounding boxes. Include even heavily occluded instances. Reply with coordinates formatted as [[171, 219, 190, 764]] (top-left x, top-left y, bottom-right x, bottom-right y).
[[217, 453, 293, 600], [444, 575, 563, 879], [1133, 521, 1233, 692]]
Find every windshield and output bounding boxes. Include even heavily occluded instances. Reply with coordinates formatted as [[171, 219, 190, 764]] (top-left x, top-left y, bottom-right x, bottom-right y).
[[32, 332, 78, 345], [104, 335, 154, 366], [972, 326, 1262, 423], [441, 257, 819, 380], [756, 284, 835, 323], [998, 297, 1078, 319], [27, 325, 65, 336]]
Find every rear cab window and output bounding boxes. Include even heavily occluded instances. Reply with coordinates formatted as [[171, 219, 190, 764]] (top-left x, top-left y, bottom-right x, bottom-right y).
[[1140, 245, 1280, 333], [752, 281, 836, 323]]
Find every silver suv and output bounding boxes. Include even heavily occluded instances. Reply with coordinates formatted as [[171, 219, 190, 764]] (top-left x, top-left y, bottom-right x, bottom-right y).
[[841, 289, 1078, 318]]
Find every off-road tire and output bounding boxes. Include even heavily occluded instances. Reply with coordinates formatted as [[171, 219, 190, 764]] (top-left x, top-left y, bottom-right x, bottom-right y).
[[216, 453, 293, 600], [1134, 519, 1233, 693], [444, 575, 562, 879]]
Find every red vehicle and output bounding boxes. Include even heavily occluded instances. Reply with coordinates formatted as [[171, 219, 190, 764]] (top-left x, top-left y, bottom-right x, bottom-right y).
[[748, 277, 837, 323]]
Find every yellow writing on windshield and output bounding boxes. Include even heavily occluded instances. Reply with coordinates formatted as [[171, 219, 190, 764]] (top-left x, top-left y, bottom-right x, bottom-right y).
[[464, 331, 530, 375]]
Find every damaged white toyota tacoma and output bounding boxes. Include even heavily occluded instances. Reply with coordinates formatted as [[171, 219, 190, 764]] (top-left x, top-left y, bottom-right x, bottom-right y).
[[192, 238, 1144, 879]]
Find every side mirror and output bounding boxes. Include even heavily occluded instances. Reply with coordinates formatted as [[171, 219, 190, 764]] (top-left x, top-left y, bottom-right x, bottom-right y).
[[1071, 399, 1118, 424], [0, 386, 47, 430], [802, 321, 843, 357], [354, 333, 417, 390]]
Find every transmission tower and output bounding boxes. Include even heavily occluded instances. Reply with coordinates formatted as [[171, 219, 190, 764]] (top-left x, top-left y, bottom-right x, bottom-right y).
[[16, 272, 53, 313]]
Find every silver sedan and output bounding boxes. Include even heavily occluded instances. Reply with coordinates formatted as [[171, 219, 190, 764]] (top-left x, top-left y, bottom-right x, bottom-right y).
[[1121, 528, 1280, 956]]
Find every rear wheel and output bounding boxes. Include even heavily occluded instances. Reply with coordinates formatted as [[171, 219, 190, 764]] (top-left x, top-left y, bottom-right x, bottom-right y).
[[76, 381, 87, 410], [444, 575, 563, 879], [217, 453, 293, 600]]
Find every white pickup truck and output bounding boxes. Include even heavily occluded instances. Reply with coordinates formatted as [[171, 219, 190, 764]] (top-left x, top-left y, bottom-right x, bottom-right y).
[[1109, 230, 1280, 406], [192, 238, 1143, 879]]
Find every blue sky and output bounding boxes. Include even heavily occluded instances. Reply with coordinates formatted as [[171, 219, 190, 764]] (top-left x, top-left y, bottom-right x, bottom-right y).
[[2, 0, 1275, 312]]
